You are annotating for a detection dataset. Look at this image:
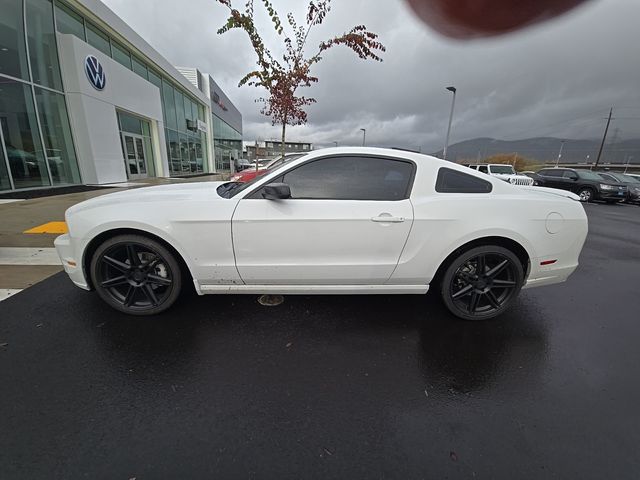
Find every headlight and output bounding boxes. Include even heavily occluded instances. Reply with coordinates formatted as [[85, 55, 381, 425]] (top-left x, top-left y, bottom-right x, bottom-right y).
[[634, 187, 640, 193], [533, 180, 539, 186], [600, 184, 615, 190]]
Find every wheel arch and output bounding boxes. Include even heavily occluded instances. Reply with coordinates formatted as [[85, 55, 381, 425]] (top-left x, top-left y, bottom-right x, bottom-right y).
[[82, 227, 194, 291], [431, 236, 531, 287]]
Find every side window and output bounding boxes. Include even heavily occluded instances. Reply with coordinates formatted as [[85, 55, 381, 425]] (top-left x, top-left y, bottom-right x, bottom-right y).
[[599, 173, 615, 182], [478, 165, 488, 173], [435, 168, 493, 193], [252, 156, 414, 200], [562, 170, 578, 179], [540, 169, 563, 177]]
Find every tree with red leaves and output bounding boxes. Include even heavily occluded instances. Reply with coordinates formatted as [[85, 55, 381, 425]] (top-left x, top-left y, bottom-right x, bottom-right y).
[[216, 0, 385, 157]]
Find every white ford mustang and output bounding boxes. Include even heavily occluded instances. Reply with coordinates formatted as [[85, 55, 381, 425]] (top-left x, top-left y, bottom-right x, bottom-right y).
[[55, 147, 588, 320]]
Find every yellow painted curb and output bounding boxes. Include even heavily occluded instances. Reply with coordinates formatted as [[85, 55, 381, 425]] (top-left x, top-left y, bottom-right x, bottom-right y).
[[24, 221, 68, 234]]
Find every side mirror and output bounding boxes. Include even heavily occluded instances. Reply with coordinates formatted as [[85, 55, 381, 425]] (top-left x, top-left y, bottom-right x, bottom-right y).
[[570, 175, 579, 181], [263, 183, 291, 200]]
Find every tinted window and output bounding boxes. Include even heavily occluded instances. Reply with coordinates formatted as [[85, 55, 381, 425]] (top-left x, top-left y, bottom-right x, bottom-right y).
[[435, 168, 493, 193], [478, 165, 488, 173], [266, 156, 413, 200], [539, 169, 563, 177], [562, 170, 578, 179]]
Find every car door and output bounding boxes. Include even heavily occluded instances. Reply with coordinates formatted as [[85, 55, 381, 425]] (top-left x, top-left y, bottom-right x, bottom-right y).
[[231, 155, 415, 285]]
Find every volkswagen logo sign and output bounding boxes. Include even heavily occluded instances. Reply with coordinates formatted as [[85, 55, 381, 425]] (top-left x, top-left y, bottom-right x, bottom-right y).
[[84, 55, 106, 90]]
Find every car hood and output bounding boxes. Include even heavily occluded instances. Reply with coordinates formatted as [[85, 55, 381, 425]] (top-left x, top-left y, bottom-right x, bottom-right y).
[[67, 181, 227, 215], [519, 186, 581, 201]]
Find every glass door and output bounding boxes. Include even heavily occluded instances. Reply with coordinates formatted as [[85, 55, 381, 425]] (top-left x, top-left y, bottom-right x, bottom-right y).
[[121, 133, 148, 180]]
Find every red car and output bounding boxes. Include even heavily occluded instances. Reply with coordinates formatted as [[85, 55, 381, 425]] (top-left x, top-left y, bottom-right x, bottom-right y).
[[230, 153, 306, 182]]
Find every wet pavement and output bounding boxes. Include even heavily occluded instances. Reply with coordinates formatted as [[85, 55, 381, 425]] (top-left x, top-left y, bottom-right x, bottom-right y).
[[1, 203, 639, 479]]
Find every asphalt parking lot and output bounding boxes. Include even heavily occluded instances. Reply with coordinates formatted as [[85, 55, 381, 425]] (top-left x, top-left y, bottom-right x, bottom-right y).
[[1, 202, 639, 479]]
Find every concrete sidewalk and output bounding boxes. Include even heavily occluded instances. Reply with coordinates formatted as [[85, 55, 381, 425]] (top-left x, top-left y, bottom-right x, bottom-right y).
[[0, 175, 224, 298]]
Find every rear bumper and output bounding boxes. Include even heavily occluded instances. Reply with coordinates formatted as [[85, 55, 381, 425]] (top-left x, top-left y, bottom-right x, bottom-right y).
[[523, 263, 578, 289], [54, 234, 90, 290]]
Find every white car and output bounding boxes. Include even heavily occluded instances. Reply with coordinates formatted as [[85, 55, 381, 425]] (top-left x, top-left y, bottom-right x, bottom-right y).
[[55, 147, 588, 320], [470, 164, 535, 186]]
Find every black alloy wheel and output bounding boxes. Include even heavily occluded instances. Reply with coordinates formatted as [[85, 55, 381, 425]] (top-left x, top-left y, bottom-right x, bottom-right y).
[[441, 245, 524, 321], [90, 234, 182, 315]]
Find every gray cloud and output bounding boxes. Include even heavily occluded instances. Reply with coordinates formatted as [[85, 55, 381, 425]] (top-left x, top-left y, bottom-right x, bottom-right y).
[[103, 0, 640, 151]]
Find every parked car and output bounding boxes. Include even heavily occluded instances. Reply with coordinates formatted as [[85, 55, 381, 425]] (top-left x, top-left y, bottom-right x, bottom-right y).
[[469, 164, 535, 186], [596, 171, 640, 204], [231, 153, 306, 182], [235, 158, 253, 171], [55, 147, 588, 321], [531, 167, 628, 203]]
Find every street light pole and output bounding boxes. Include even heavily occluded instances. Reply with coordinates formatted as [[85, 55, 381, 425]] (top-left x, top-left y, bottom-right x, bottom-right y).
[[360, 128, 366, 147], [443, 86, 457, 160], [333, 141, 338, 147], [593, 107, 613, 170], [555, 140, 565, 166]]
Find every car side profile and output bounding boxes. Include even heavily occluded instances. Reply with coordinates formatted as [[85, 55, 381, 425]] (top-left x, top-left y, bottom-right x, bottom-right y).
[[532, 167, 628, 203], [55, 147, 588, 321]]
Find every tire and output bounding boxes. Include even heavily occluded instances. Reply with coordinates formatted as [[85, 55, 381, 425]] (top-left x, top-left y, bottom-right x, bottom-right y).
[[90, 234, 183, 315], [577, 187, 594, 202], [440, 245, 524, 321]]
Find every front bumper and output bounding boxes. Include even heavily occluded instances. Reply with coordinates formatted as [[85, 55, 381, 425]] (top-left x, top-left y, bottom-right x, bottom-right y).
[[596, 190, 628, 201], [54, 234, 90, 290]]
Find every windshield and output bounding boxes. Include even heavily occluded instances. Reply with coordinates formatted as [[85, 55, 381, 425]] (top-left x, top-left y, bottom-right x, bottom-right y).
[[217, 158, 296, 199], [620, 174, 640, 183], [490, 165, 516, 174]]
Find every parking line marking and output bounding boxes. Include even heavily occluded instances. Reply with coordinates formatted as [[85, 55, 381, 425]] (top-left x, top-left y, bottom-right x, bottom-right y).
[[0, 289, 22, 301], [0, 248, 62, 265], [24, 221, 68, 234], [0, 199, 25, 205]]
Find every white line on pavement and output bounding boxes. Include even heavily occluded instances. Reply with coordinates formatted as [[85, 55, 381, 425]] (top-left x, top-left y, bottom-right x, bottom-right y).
[[0, 289, 23, 301], [0, 247, 61, 265], [0, 199, 25, 204]]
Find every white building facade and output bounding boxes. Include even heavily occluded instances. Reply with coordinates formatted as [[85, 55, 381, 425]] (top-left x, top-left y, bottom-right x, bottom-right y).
[[0, 0, 241, 192]]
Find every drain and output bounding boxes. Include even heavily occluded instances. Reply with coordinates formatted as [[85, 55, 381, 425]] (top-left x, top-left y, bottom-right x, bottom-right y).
[[257, 294, 284, 307]]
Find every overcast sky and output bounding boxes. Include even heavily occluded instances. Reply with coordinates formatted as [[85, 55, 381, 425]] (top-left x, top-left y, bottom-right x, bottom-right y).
[[103, 0, 640, 151]]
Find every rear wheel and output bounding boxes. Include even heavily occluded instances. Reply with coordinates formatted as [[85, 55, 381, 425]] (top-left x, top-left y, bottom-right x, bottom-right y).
[[577, 187, 594, 202], [90, 234, 182, 315], [440, 245, 524, 321]]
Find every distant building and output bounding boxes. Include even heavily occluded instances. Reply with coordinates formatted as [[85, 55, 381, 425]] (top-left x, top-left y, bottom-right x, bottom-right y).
[[244, 140, 312, 160], [177, 68, 242, 173]]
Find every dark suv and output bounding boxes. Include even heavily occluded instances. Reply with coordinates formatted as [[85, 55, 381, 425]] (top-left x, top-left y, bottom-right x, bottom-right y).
[[533, 168, 628, 203]]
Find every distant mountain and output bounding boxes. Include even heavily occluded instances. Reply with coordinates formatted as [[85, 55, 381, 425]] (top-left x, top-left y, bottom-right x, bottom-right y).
[[433, 137, 640, 165]]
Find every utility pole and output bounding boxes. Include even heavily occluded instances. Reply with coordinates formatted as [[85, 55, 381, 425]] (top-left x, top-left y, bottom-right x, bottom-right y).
[[593, 108, 613, 170], [443, 86, 457, 160], [555, 140, 565, 166]]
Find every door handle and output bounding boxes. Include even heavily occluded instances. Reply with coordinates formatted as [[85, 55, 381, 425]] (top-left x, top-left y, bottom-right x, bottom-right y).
[[371, 214, 405, 223]]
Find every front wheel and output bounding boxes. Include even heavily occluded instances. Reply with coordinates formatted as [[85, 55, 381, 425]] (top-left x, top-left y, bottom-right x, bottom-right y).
[[440, 245, 524, 321], [90, 234, 182, 315], [577, 187, 594, 202]]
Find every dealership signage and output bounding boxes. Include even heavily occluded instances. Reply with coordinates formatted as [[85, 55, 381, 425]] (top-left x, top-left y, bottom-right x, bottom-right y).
[[84, 55, 106, 91], [197, 119, 207, 132], [212, 91, 228, 112]]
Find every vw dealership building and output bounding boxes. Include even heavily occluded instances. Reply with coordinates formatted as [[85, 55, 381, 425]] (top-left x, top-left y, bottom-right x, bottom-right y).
[[0, 0, 243, 192]]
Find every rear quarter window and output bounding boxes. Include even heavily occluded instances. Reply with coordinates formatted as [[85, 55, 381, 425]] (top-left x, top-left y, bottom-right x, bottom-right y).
[[435, 168, 493, 193]]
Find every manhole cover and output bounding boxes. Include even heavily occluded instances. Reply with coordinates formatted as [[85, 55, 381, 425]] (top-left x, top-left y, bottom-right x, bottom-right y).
[[257, 294, 284, 307]]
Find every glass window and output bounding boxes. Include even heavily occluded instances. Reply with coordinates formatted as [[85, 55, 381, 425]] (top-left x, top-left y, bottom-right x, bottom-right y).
[[111, 40, 131, 69], [539, 169, 563, 177], [26, 0, 63, 90], [276, 156, 414, 200], [117, 111, 143, 135], [0, 80, 50, 189], [55, 2, 85, 40], [131, 55, 147, 79], [0, 0, 30, 80], [34, 87, 80, 185], [435, 168, 493, 193], [179, 133, 189, 169], [148, 68, 162, 89], [562, 170, 579, 179], [162, 80, 177, 130], [0, 136, 11, 191], [86, 22, 110, 56], [165, 128, 180, 173], [477, 165, 488, 173], [576, 169, 604, 180], [175, 90, 185, 132], [198, 104, 205, 122]]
